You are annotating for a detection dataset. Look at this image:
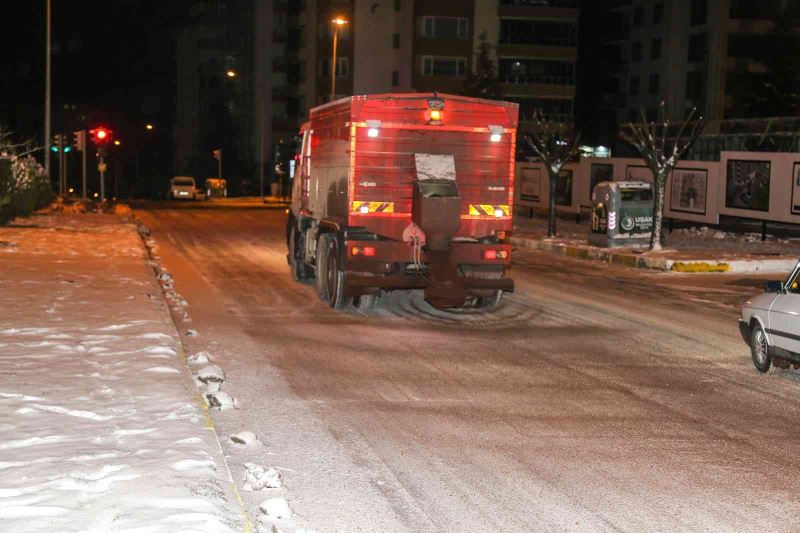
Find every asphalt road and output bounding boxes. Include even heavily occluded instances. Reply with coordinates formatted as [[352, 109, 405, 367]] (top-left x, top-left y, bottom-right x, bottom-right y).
[[134, 203, 800, 532]]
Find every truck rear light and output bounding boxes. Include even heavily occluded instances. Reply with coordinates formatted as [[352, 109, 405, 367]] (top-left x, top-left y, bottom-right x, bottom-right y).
[[494, 208, 505, 218], [430, 110, 442, 122], [359, 204, 370, 214], [490, 133, 502, 142], [367, 128, 379, 137], [483, 249, 509, 260], [351, 246, 376, 257]]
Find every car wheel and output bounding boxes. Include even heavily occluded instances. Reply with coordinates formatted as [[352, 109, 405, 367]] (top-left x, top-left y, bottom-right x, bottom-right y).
[[325, 237, 351, 309], [750, 322, 772, 373]]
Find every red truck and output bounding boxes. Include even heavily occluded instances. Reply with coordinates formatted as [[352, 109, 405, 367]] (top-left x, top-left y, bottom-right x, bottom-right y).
[[287, 93, 518, 311]]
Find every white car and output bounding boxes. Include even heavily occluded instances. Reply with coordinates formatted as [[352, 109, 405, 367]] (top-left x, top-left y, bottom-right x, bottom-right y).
[[739, 261, 800, 372], [170, 177, 198, 200]]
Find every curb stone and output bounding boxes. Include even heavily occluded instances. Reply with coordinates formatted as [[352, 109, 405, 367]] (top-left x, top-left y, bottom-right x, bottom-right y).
[[510, 236, 796, 274], [132, 215, 255, 533]]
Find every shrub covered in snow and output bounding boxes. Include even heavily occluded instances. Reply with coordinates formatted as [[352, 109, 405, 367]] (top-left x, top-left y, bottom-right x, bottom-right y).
[[0, 129, 52, 225]]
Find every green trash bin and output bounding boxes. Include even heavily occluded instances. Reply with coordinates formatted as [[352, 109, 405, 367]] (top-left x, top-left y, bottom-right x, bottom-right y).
[[589, 181, 654, 248]]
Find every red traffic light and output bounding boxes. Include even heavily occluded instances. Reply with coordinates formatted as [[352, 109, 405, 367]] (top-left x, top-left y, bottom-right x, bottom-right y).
[[90, 127, 112, 145]]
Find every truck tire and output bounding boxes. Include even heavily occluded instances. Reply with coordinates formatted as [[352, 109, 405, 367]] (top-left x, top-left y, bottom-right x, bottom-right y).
[[325, 237, 351, 309], [316, 234, 331, 301], [289, 227, 312, 281], [354, 294, 378, 310], [477, 290, 503, 312]]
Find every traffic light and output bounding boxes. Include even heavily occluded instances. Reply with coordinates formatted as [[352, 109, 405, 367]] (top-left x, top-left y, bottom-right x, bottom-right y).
[[89, 127, 112, 145], [73, 130, 86, 152], [52, 134, 62, 152]]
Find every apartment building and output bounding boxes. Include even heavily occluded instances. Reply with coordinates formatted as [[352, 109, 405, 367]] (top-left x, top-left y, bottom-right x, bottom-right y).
[[287, 0, 578, 128], [175, 0, 579, 185], [598, 0, 800, 140]]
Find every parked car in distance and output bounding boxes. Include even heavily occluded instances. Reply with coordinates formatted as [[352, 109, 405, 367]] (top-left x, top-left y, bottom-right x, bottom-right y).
[[204, 178, 227, 200], [740, 260, 800, 372], [169, 176, 198, 200]]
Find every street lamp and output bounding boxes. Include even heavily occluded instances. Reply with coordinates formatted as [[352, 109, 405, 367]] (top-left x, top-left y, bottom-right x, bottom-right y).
[[145, 124, 154, 131], [226, 70, 237, 78], [330, 16, 348, 101]]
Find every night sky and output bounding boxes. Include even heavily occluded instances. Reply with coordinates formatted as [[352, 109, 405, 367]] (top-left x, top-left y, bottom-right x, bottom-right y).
[[1, 1, 188, 140]]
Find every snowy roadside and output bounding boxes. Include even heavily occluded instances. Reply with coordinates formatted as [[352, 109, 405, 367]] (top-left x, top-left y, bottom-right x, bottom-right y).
[[0, 213, 247, 532]]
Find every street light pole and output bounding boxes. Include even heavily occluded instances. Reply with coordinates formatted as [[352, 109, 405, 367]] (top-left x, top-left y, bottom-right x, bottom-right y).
[[330, 17, 347, 102], [44, 0, 51, 180]]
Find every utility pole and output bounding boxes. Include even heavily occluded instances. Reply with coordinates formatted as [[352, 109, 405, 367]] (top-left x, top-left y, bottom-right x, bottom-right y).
[[78, 131, 87, 199], [55, 134, 64, 195], [44, 0, 51, 180], [99, 152, 106, 202], [213, 148, 222, 180]]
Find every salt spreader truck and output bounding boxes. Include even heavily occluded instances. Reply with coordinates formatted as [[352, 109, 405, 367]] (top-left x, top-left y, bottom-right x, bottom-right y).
[[286, 93, 518, 311]]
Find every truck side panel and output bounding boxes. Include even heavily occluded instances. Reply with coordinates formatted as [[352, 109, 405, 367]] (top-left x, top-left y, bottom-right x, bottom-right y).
[[307, 101, 353, 222]]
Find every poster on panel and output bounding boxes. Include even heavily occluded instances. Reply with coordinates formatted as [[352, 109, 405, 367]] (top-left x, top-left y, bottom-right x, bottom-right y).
[[519, 167, 542, 203], [725, 159, 770, 212], [555, 169, 573, 206], [590, 163, 614, 196], [625, 165, 654, 182], [670, 168, 708, 214], [792, 162, 800, 215]]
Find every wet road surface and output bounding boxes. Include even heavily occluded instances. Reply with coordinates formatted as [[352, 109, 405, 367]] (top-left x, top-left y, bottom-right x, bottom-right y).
[[135, 203, 800, 532]]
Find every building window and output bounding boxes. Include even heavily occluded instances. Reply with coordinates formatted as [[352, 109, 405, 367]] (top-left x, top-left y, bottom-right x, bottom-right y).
[[498, 58, 574, 85], [421, 56, 467, 76], [653, 2, 664, 24], [420, 17, 468, 39], [393, 33, 400, 49], [629, 76, 640, 95], [688, 33, 706, 62], [650, 38, 662, 59], [633, 6, 644, 27], [499, 19, 576, 46], [631, 41, 642, 62], [691, 0, 707, 25], [392, 70, 399, 87], [648, 73, 659, 94]]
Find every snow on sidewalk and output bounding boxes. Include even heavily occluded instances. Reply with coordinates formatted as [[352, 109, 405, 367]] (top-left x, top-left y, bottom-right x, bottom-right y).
[[0, 214, 246, 532]]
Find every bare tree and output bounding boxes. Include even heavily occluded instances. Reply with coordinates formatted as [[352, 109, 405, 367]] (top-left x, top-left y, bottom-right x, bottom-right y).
[[620, 102, 706, 251], [525, 111, 580, 237]]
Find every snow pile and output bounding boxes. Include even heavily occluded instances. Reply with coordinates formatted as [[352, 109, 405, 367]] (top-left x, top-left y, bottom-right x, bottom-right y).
[[197, 364, 226, 383], [243, 463, 282, 491], [0, 215, 244, 532], [230, 431, 261, 446]]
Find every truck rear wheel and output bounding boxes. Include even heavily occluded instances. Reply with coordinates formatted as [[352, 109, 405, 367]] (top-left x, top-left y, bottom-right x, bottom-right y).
[[316, 234, 331, 301], [289, 227, 312, 281], [354, 294, 378, 310], [477, 290, 503, 312], [325, 237, 351, 309]]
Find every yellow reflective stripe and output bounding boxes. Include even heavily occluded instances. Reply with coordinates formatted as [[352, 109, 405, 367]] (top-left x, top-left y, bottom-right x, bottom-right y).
[[352, 201, 395, 213], [468, 204, 510, 216]]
